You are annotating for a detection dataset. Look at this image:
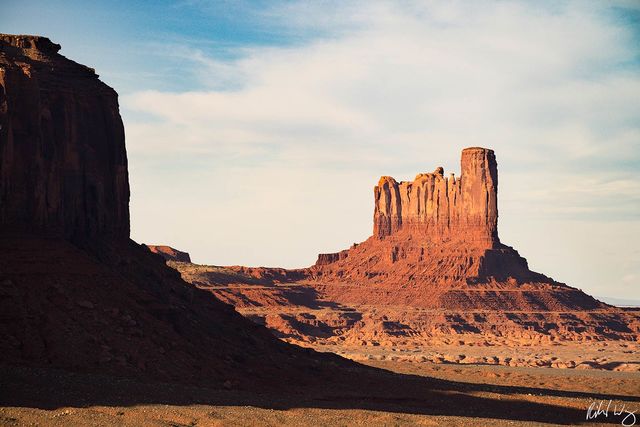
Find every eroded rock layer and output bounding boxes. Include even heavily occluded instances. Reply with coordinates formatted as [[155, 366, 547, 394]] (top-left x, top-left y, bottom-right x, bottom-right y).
[[0, 34, 354, 387], [166, 147, 639, 351], [312, 147, 574, 295], [374, 147, 498, 244], [0, 35, 129, 241]]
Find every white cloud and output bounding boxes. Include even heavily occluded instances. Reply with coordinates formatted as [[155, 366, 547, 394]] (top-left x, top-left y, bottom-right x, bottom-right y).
[[123, 1, 640, 298]]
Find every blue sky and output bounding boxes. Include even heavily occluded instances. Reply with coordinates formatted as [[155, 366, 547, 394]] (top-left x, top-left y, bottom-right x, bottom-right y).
[[3, 0, 347, 92], [2, 1, 640, 301]]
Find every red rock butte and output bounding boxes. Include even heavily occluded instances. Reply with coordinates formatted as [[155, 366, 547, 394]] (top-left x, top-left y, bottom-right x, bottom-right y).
[[171, 147, 639, 345], [0, 34, 129, 242], [310, 147, 567, 298], [374, 147, 498, 245]]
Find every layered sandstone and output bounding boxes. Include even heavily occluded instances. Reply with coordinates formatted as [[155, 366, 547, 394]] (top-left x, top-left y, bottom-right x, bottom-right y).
[[0, 35, 129, 241], [166, 147, 639, 352], [0, 34, 354, 386], [306, 148, 630, 322], [373, 147, 498, 244], [312, 147, 553, 288]]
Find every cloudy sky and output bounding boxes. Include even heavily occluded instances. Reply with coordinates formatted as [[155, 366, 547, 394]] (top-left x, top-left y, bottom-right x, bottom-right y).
[[3, 1, 639, 301]]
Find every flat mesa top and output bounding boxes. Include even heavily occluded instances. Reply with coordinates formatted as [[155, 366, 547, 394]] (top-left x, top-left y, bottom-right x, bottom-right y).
[[0, 34, 61, 51], [462, 146, 494, 153]]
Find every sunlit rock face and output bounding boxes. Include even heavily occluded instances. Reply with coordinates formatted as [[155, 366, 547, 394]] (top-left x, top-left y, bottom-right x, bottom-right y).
[[373, 147, 498, 245], [172, 145, 638, 343], [312, 147, 539, 286]]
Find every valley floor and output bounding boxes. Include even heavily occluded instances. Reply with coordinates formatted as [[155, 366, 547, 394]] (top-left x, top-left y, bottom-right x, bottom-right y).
[[2, 357, 639, 426], [312, 338, 640, 372]]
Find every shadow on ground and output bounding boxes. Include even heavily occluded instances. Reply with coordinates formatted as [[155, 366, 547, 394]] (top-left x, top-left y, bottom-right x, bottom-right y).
[[1, 363, 634, 425]]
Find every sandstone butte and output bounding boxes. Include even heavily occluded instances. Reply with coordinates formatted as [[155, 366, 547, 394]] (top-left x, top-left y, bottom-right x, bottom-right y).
[[171, 148, 640, 347], [307, 147, 599, 309], [0, 33, 360, 387]]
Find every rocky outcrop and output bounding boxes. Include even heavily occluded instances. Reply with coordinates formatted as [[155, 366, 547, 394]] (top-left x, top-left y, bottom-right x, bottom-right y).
[[373, 147, 498, 244], [170, 146, 640, 348], [305, 147, 625, 314], [172, 260, 640, 350], [0, 34, 129, 241], [0, 34, 357, 386], [315, 245, 355, 266], [314, 147, 533, 284], [147, 245, 191, 262]]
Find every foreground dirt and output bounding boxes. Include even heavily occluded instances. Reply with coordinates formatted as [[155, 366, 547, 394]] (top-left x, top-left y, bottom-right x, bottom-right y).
[[2, 359, 638, 426]]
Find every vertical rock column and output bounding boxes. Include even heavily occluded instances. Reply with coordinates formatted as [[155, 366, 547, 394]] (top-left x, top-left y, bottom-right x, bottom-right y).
[[373, 176, 401, 238], [459, 147, 498, 244]]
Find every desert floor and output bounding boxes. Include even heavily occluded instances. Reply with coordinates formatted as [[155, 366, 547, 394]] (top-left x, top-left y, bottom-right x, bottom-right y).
[[2, 345, 639, 427], [317, 339, 640, 371]]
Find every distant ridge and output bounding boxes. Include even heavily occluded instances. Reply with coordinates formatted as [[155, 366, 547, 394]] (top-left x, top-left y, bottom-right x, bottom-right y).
[[597, 296, 640, 308]]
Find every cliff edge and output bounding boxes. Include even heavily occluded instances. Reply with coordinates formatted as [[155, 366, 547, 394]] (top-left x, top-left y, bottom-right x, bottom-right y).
[[0, 34, 129, 241], [0, 34, 352, 386]]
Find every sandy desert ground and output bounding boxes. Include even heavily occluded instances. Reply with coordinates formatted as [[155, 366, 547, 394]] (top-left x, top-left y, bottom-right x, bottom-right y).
[[313, 336, 640, 372], [2, 354, 639, 427]]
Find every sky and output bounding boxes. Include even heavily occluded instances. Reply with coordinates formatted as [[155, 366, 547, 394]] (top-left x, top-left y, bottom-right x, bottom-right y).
[[2, 0, 640, 301]]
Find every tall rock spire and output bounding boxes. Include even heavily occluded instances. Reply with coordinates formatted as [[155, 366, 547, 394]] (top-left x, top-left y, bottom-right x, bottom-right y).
[[459, 147, 498, 243]]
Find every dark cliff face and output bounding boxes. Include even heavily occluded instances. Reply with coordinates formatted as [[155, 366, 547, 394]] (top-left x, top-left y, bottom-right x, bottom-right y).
[[0, 34, 130, 241], [0, 34, 359, 385]]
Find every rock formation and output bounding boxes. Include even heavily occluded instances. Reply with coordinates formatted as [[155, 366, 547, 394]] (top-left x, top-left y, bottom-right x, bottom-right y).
[[373, 147, 498, 244], [312, 147, 555, 289], [0, 34, 354, 386], [168, 147, 639, 349], [147, 245, 191, 262], [0, 35, 129, 241]]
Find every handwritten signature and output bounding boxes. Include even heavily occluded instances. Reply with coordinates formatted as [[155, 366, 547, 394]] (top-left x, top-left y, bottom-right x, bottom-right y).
[[587, 400, 637, 426]]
